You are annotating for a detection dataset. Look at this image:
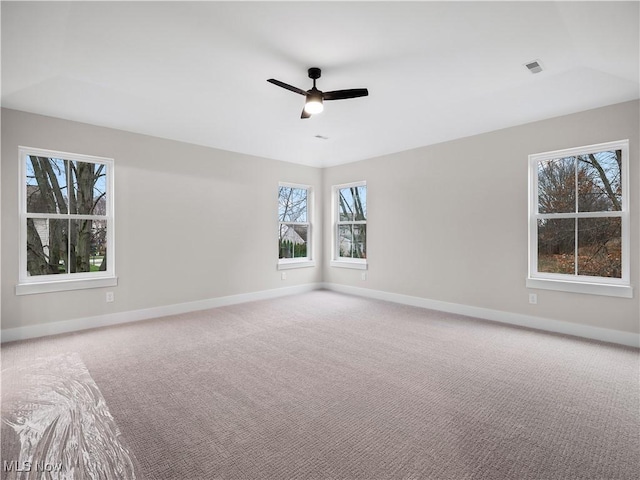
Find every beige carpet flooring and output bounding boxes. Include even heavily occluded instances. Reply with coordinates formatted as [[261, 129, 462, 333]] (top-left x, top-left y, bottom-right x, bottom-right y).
[[2, 290, 639, 479]]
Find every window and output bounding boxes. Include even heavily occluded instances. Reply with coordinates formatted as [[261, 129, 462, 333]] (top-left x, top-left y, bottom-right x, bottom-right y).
[[17, 147, 116, 295], [528, 140, 631, 298], [332, 181, 367, 269], [278, 183, 314, 269]]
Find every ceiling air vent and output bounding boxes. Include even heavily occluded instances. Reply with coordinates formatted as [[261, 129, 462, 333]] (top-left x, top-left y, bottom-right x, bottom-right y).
[[525, 60, 543, 74]]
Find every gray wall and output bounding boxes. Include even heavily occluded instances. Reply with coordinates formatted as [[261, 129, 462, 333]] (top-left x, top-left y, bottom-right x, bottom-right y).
[[3, 102, 638, 336], [1, 109, 322, 331], [323, 100, 639, 335]]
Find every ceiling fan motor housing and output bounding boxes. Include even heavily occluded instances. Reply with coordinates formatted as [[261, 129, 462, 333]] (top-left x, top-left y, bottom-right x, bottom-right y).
[[308, 67, 322, 80]]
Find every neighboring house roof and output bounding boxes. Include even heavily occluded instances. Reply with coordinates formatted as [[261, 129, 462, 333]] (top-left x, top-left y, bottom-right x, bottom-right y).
[[280, 224, 307, 244]]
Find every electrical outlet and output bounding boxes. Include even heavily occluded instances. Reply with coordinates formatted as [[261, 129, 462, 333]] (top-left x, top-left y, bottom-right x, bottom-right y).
[[528, 293, 537, 305], [361, 272, 367, 281], [281, 272, 287, 280], [106, 292, 114, 303]]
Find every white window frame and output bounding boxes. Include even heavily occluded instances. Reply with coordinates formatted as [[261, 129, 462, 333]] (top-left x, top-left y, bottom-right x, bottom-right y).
[[16, 146, 117, 295], [331, 181, 368, 270], [277, 182, 315, 270], [527, 140, 631, 298]]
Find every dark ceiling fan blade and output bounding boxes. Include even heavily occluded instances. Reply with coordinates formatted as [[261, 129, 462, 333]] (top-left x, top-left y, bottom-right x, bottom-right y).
[[267, 79, 308, 96], [323, 88, 369, 101], [301, 108, 311, 119]]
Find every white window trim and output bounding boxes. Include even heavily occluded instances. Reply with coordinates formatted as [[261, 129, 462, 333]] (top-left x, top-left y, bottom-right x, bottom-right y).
[[278, 259, 316, 270], [330, 259, 367, 270], [16, 146, 117, 295], [332, 180, 368, 270], [527, 140, 631, 298], [277, 182, 314, 270]]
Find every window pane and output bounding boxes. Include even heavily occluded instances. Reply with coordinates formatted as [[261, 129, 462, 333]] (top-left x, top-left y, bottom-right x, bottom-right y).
[[70, 161, 107, 215], [339, 186, 366, 221], [26, 218, 68, 276], [278, 187, 307, 222], [338, 224, 367, 259], [91, 219, 108, 271], [577, 150, 622, 212], [338, 225, 353, 257], [537, 218, 574, 274], [537, 157, 575, 213], [69, 219, 108, 272], [578, 217, 621, 278], [26, 156, 68, 214], [352, 224, 367, 259], [279, 224, 308, 259]]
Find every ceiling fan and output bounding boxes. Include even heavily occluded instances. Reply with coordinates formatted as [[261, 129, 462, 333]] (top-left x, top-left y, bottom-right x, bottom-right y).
[[267, 67, 368, 119]]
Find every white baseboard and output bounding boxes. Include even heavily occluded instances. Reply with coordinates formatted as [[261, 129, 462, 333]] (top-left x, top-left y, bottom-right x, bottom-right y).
[[3, 282, 638, 348], [1, 283, 320, 343], [321, 283, 640, 348]]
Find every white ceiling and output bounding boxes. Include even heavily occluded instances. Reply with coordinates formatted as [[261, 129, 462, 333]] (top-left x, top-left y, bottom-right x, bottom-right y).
[[2, 1, 638, 167]]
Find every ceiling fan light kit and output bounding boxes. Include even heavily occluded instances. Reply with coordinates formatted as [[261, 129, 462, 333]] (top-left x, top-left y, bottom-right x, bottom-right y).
[[304, 90, 324, 114], [268, 67, 368, 119]]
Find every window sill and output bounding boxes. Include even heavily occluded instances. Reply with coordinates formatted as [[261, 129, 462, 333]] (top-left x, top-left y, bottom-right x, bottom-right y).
[[16, 276, 118, 295], [330, 260, 368, 270], [277, 260, 316, 270], [526, 277, 632, 298]]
